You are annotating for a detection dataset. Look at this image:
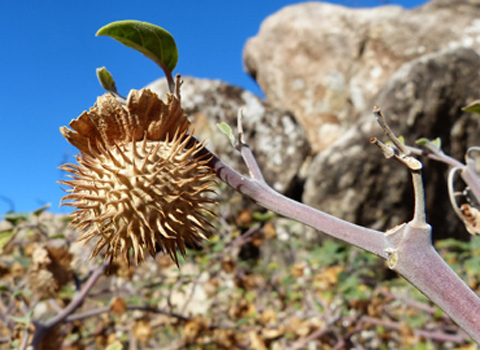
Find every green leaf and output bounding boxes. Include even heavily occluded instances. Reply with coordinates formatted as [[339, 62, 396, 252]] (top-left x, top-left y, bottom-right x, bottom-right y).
[[212, 240, 226, 253], [2, 212, 29, 226], [245, 291, 257, 302], [431, 137, 442, 149], [32, 203, 50, 217], [57, 284, 75, 299], [0, 229, 16, 254], [96, 66, 118, 94], [415, 137, 429, 146], [462, 99, 480, 115], [48, 233, 66, 239], [12, 288, 32, 298], [268, 261, 279, 270], [433, 307, 444, 320], [435, 238, 469, 251], [252, 211, 276, 222], [97, 20, 178, 73], [415, 137, 442, 152], [216, 122, 235, 145], [9, 310, 33, 325]]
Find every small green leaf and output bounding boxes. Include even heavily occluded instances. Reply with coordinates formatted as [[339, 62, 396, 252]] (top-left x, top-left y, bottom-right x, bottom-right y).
[[2, 212, 29, 226], [435, 238, 469, 251], [245, 291, 257, 302], [433, 307, 444, 320], [48, 233, 66, 239], [12, 287, 32, 297], [96, 67, 118, 94], [431, 137, 441, 149], [268, 261, 279, 270], [252, 211, 276, 222], [9, 310, 33, 325], [462, 99, 480, 115], [97, 20, 178, 73], [415, 138, 430, 146], [57, 284, 75, 299], [212, 240, 226, 253], [32, 203, 50, 217], [216, 122, 235, 145], [0, 229, 16, 254], [415, 137, 442, 151]]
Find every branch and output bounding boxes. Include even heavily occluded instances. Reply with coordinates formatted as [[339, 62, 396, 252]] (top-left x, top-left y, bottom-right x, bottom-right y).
[[29, 260, 109, 348], [372, 107, 480, 342], [220, 160, 389, 257], [198, 108, 480, 343], [65, 304, 190, 323], [360, 315, 468, 343], [198, 140, 389, 259], [407, 145, 464, 168]]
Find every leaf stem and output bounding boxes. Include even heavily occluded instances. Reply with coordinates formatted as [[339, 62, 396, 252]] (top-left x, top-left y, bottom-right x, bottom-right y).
[[163, 65, 175, 94]]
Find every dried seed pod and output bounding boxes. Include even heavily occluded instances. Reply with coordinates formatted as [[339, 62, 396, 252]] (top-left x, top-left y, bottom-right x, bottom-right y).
[[28, 244, 73, 298], [59, 88, 216, 265]]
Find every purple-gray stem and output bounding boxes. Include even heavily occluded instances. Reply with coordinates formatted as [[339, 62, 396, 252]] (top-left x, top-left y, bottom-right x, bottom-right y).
[[29, 260, 109, 348], [200, 146, 480, 343]]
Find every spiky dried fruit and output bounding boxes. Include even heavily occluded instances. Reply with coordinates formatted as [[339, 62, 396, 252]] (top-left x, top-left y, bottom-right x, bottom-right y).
[[59, 87, 216, 265]]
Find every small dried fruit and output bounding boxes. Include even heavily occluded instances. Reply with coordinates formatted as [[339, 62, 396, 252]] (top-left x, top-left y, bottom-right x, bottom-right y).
[[133, 319, 152, 344], [28, 244, 72, 298], [460, 203, 480, 235], [59, 86, 216, 265], [109, 297, 127, 316], [290, 262, 305, 278]]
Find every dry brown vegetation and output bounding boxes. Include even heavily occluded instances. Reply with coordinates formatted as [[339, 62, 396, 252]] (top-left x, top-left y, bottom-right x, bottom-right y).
[[1, 190, 478, 349]]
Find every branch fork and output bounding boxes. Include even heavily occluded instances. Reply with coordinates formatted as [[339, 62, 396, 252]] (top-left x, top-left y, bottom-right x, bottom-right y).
[[209, 106, 480, 343]]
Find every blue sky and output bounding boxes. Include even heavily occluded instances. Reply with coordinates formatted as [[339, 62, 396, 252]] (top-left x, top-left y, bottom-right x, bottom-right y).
[[0, 0, 426, 215]]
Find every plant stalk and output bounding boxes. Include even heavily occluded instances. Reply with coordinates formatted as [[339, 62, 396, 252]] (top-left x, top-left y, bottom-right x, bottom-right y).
[[202, 148, 480, 344]]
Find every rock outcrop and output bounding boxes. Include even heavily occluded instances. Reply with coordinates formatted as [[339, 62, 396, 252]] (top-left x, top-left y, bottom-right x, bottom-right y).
[[244, 0, 480, 152], [302, 48, 480, 239]]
